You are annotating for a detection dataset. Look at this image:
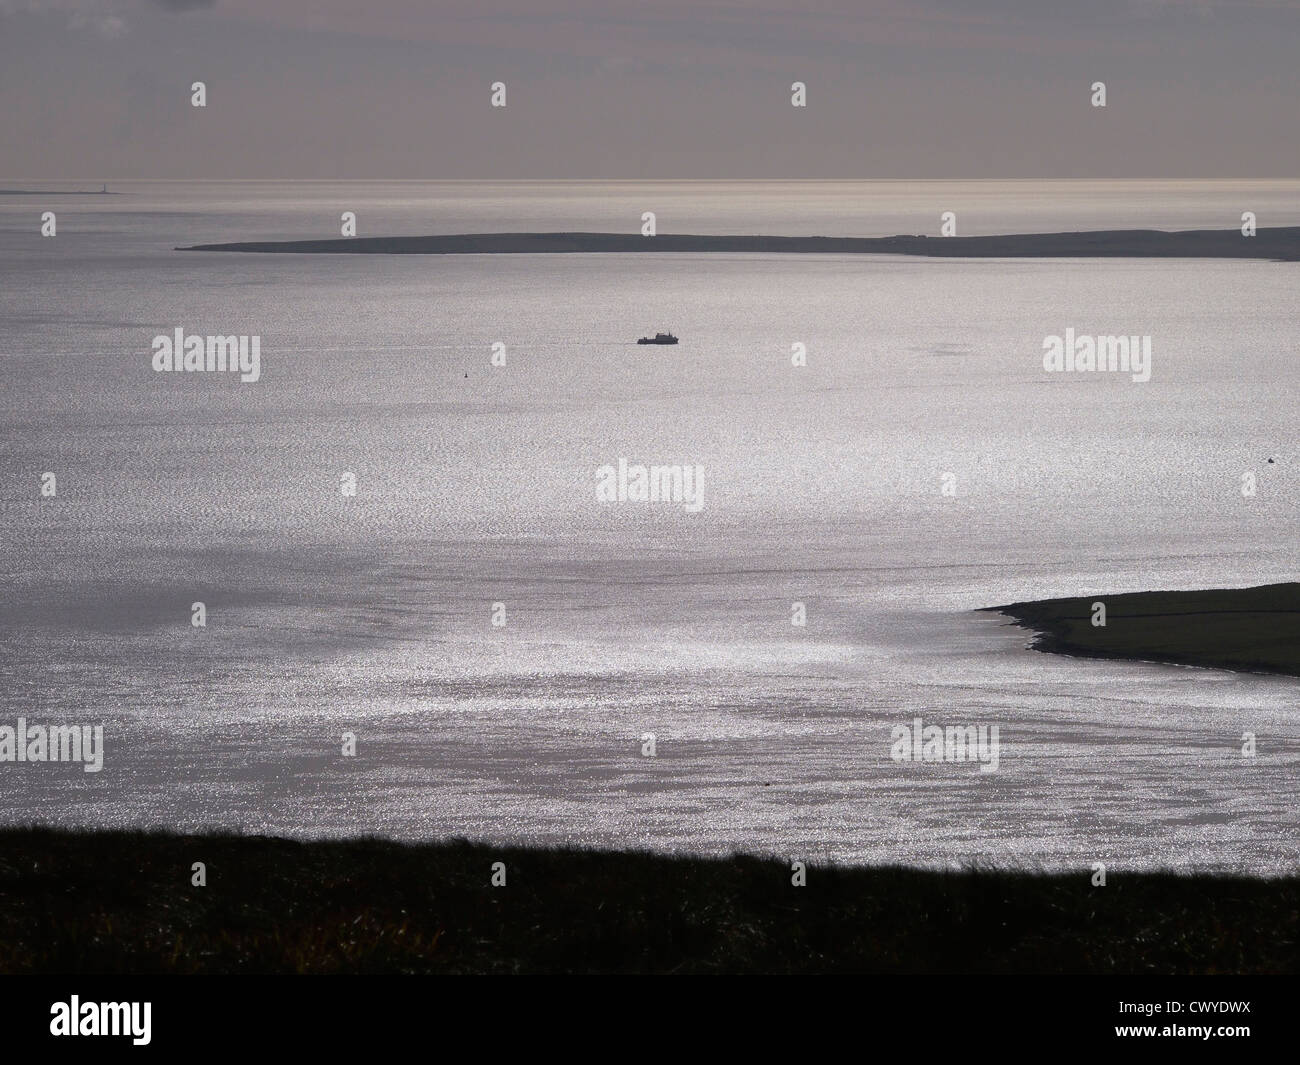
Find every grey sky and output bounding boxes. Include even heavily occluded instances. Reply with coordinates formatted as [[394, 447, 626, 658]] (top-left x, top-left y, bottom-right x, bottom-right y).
[[2, 0, 1297, 178]]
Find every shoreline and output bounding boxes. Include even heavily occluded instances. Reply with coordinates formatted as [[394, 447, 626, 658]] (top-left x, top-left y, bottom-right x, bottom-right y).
[[0, 189, 120, 196], [176, 226, 1300, 259], [1, 828, 1294, 974], [985, 581, 1300, 678]]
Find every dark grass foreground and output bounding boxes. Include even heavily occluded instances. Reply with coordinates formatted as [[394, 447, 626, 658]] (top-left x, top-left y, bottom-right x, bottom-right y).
[[1, 829, 1296, 974], [987, 582, 1300, 678]]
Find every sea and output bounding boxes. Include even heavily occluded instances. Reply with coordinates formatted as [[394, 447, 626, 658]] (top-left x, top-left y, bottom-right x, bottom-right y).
[[1, 180, 1297, 872]]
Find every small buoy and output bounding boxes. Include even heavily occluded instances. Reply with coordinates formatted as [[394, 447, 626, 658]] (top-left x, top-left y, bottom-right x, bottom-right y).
[[1267, 457, 1275, 464]]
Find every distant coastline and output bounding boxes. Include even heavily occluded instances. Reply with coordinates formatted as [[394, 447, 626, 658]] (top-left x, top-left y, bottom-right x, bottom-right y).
[[177, 227, 1300, 259], [986, 582, 1300, 678], [0, 188, 119, 196]]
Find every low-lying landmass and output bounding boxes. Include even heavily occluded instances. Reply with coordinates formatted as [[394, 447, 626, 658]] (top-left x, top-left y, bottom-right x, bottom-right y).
[[0, 828, 1295, 973], [0, 188, 119, 196], [177, 227, 1300, 260], [987, 582, 1300, 678]]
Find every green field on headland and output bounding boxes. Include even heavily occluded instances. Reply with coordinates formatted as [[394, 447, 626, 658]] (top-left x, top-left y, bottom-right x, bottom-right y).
[[987, 582, 1300, 678], [177, 226, 1300, 260], [0, 829, 1295, 974]]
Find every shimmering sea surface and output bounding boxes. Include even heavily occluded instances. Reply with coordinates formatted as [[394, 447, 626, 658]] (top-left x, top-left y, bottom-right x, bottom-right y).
[[1, 181, 1297, 871]]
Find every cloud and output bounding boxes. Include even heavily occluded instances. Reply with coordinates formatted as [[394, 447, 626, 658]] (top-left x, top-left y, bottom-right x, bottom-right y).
[[0, 0, 215, 37], [71, 10, 126, 35], [0, 1, 127, 36], [146, 0, 215, 11]]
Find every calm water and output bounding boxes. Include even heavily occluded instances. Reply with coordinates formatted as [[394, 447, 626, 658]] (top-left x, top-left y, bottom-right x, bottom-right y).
[[1, 181, 1297, 872]]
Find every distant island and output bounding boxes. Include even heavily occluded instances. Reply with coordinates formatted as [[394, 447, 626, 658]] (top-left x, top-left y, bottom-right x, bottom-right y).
[[1, 186, 117, 195], [177, 227, 1300, 260], [986, 582, 1300, 678]]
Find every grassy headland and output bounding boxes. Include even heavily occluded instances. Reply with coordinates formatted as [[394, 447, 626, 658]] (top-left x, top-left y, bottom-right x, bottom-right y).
[[176, 226, 1300, 260], [0, 829, 1295, 973], [986, 582, 1300, 678]]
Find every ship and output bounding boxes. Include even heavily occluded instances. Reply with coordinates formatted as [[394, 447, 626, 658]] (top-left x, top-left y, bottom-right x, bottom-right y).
[[637, 332, 678, 345]]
